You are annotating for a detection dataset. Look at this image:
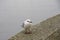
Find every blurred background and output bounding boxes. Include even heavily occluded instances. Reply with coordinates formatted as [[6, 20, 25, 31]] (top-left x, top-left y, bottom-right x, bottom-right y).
[[0, 0, 60, 40]]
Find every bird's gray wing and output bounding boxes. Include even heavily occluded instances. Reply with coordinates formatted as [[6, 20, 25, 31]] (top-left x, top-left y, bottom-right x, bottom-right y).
[[22, 23, 24, 28]]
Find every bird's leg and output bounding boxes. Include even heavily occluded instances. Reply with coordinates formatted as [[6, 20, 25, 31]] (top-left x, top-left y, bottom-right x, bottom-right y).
[[29, 28, 32, 34], [25, 28, 27, 34], [25, 28, 32, 34]]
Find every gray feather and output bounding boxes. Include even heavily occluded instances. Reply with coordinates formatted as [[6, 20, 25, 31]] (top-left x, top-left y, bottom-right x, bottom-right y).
[[22, 23, 24, 28]]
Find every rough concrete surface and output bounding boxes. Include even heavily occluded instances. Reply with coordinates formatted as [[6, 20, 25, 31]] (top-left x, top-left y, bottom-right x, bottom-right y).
[[8, 14, 60, 40]]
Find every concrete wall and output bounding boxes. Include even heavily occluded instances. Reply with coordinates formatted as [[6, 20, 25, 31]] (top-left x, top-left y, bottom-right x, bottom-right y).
[[0, 0, 60, 40]]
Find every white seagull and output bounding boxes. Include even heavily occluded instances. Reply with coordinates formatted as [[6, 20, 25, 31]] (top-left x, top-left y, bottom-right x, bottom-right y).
[[22, 19, 32, 34]]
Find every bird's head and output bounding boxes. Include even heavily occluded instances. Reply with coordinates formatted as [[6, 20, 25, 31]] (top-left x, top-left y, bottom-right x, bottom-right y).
[[26, 19, 32, 23]]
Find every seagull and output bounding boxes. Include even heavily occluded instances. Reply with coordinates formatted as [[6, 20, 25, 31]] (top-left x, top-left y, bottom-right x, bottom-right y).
[[22, 19, 32, 34]]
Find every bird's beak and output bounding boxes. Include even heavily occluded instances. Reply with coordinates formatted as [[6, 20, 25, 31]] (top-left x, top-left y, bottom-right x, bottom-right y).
[[30, 21, 32, 23]]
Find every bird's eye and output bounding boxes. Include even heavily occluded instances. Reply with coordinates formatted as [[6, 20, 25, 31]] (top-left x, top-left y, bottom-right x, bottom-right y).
[[27, 21, 29, 22]]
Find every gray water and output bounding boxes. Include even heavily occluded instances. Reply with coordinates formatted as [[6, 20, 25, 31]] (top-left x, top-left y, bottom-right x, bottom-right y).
[[0, 0, 60, 40]]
